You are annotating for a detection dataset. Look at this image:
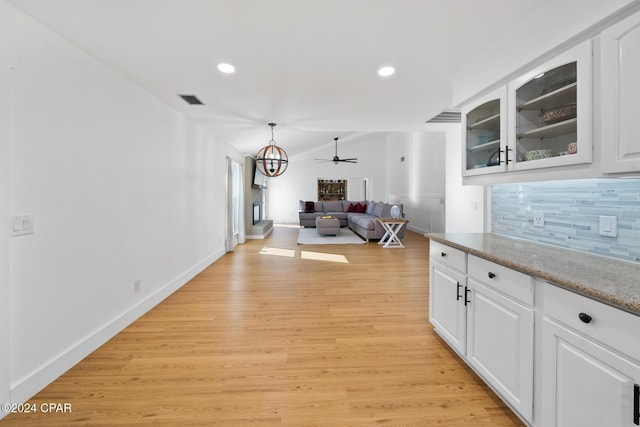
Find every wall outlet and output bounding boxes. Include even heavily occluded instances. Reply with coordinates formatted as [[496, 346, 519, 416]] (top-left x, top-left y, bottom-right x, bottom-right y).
[[134, 280, 141, 293], [533, 211, 544, 228]]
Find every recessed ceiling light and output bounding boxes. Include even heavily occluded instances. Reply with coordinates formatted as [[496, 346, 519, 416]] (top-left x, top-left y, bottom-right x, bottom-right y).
[[378, 66, 395, 77], [217, 63, 236, 74]]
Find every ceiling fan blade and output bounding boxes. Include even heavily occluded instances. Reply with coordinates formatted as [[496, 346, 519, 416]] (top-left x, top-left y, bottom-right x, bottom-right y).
[[314, 158, 333, 162], [340, 158, 358, 161]]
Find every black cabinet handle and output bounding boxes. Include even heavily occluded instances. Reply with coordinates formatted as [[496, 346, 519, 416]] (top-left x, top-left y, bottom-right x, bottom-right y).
[[488, 272, 496, 279], [456, 282, 462, 301], [464, 286, 471, 306], [579, 312, 592, 324], [634, 383, 639, 425], [441, 252, 447, 257]]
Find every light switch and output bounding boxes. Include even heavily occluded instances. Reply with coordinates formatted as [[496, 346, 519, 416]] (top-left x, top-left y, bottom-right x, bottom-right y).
[[10, 215, 34, 237], [599, 215, 617, 237]]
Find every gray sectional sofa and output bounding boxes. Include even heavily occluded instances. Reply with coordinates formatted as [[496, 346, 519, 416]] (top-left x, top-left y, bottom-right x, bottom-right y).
[[298, 200, 406, 241]]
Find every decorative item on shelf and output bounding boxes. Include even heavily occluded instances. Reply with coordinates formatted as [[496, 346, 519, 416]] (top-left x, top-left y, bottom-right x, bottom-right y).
[[389, 194, 402, 219], [525, 149, 554, 161], [487, 150, 501, 167], [255, 123, 288, 177], [540, 103, 576, 126], [567, 142, 577, 154]]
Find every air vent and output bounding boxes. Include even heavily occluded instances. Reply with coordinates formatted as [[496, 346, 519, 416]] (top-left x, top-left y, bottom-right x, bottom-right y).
[[426, 109, 461, 123], [178, 94, 204, 105]]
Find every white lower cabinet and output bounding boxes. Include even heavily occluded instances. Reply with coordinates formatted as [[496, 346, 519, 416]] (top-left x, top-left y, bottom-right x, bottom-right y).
[[467, 278, 534, 422], [430, 262, 467, 355], [541, 282, 640, 427], [429, 242, 534, 424]]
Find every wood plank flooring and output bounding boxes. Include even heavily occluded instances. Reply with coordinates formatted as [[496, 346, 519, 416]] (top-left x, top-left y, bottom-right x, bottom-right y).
[[2, 227, 523, 426]]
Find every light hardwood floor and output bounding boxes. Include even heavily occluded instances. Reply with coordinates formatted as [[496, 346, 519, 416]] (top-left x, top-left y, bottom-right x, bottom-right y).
[[2, 227, 523, 426]]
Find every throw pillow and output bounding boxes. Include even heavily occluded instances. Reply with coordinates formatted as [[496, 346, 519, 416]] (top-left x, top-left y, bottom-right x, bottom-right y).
[[366, 201, 377, 215], [347, 203, 356, 212], [304, 201, 315, 213], [355, 202, 366, 213], [373, 202, 385, 218]]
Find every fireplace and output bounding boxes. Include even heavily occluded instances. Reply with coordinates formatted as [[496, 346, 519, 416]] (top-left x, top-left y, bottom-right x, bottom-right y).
[[252, 203, 260, 225]]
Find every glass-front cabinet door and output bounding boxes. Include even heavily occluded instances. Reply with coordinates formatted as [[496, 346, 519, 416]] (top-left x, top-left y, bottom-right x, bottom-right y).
[[462, 87, 507, 176], [508, 40, 592, 171]]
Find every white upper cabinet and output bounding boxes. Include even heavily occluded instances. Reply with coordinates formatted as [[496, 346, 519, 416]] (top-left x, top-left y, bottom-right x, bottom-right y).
[[508, 40, 593, 171], [601, 10, 640, 173], [462, 87, 507, 176], [461, 40, 593, 179]]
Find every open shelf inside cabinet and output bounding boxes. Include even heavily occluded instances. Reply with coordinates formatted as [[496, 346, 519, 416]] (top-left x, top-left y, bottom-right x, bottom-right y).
[[514, 61, 579, 164], [466, 98, 503, 171], [517, 118, 576, 139], [469, 113, 500, 130], [469, 139, 501, 153], [517, 83, 576, 111]]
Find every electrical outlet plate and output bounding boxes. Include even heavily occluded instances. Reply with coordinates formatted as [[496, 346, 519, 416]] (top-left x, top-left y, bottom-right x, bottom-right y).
[[533, 211, 544, 228]]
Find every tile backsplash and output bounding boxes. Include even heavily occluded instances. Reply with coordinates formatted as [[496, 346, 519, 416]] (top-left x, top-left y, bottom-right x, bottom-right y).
[[492, 179, 640, 262]]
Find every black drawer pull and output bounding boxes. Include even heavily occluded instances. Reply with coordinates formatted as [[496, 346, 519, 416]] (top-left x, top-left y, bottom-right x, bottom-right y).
[[464, 286, 471, 306], [488, 272, 496, 279], [456, 282, 462, 301], [579, 312, 592, 324], [634, 383, 639, 425], [441, 252, 447, 257]]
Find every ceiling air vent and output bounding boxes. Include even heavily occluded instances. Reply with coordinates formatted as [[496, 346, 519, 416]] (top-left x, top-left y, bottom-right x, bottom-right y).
[[426, 109, 461, 123], [178, 94, 204, 105]]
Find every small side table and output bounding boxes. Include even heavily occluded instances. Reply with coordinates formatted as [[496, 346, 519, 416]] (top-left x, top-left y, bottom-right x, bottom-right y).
[[376, 218, 408, 248]]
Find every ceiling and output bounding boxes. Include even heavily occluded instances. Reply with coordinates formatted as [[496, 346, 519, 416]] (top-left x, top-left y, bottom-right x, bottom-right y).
[[8, 0, 546, 157]]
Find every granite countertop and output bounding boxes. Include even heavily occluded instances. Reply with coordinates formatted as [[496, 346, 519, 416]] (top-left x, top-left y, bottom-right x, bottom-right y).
[[428, 233, 640, 316]]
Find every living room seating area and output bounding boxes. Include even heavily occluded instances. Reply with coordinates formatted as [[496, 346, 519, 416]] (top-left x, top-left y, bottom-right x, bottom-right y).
[[298, 200, 406, 241]]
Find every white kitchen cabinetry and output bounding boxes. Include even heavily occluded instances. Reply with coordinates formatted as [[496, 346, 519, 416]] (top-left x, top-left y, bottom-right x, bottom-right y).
[[462, 87, 507, 176], [461, 41, 592, 180], [541, 283, 640, 427], [429, 242, 534, 424], [467, 256, 534, 422], [602, 10, 640, 173], [508, 40, 592, 171], [429, 241, 467, 355]]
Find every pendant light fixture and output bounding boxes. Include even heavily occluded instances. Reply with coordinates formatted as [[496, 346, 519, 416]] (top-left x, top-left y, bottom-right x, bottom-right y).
[[255, 123, 288, 177]]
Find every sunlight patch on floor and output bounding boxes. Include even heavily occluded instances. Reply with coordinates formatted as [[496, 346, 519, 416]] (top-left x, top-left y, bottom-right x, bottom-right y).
[[300, 251, 349, 263], [259, 247, 296, 257], [259, 247, 350, 263]]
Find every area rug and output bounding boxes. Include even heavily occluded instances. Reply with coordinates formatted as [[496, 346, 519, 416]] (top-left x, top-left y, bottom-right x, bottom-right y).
[[297, 227, 366, 245]]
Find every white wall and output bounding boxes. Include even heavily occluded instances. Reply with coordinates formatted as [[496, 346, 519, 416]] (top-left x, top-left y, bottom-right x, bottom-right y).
[[2, 1, 241, 409], [0, 1, 11, 409], [385, 132, 446, 234], [452, 0, 638, 106], [444, 125, 486, 233], [267, 131, 446, 234], [267, 132, 388, 224]]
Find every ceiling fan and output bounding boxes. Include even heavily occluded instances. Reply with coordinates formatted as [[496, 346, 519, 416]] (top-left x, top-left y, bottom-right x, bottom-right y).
[[315, 137, 358, 164]]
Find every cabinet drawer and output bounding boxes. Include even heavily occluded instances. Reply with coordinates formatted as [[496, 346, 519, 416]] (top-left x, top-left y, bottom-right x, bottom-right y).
[[542, 282, 640, 361], [468, 255, 533, 306], [430, 240, 466, 273]]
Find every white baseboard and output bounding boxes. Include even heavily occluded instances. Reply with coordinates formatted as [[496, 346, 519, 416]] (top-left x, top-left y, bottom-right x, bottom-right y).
[[407, 224, 429, 235], [9, 247, 226, 405]]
